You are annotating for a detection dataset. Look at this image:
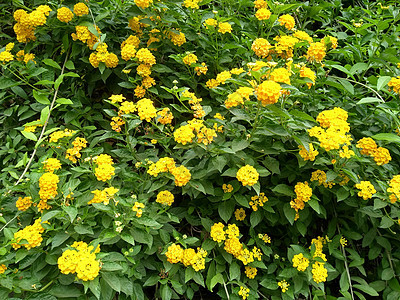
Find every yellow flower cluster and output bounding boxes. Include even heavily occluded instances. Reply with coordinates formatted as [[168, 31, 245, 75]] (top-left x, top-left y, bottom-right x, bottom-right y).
[[168, 29, 187, 46], [194, 62, 208, 76], [310, 170, 335, 188], [42, 158, 61, 173], [66, 137, 88, 163], [22, 119, 42, 132], [136, 98, 157, 121], [174, 119, 217, 146], [183, 0, 201, 9], [16, 196, 33, 211], [71, 25, 101, 50], [73, 2, 89, 16], [259, 233, 271, 243], [57, 7, 74, 23], [312, 261, 328, 283], [183, 53, 198, 65], [245, 266, 257, 279], [132, 202, 145, 217], [156, 190, 174, 206], [218, 22, 232, 34], [249, 192, 268, 211], [93, 154, 115, 182], [290, 181, 312, 219], [236, 165, 259, 187], [147, 157, 191, 186], [157, 108, 174, 125], [165, 244, 207, 271], [356, 137, 391, 165], [299, 66, 316, 88], [311, 236, 327, 261], [299, 143, 319, 161], [16, 50, 36, 64], [255, 8, 271, 21], [135, 0, 153, 9], [12, 218, 45, 250], [278, 14, 295, 30], [278, 280, 290, 293], [110, 116, 125, 132], [388, 76, 400, 94], [89, 187, 119, 205], [309, 107, 352, 152], [58, 241, 101, 281], [13, 5, 51, 43], [222, 184, 233, 193], [39, 172, 59, 202], [306, 41, 326, 63], [0, 264, 6, 274], [270, 67, 291, 85], [293, 31, 313, 43], [89, 42, 119, 69], [49, 129, 75, 143], [355, 181, 376, 200], [238, 286, 250, 300], [0, 43, 14, 64], [210, 222, 226, 243], [182, 90, 205, 119], [234, 208, 246, 221], [292, 253, 310, 271], [251, 38, 271, 58], [257, 80, 282, 106], [387, 175, 400, 203]]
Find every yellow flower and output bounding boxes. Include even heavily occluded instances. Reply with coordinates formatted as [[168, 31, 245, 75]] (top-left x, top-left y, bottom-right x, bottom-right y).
[[312, 261, 328, 283], [245, 266, 257, 279], [251, 38, 271, 58], [39, 173, 59, 201], [57, 7, 74, 23], [136, 98, 157, 121], [238, 286, 250, 300], [278, 280, 290, 292], [174, 125, 194, 145], [278, 14, 295, 30], [136, 48, 156, 66], [255, 8, 271, 20], [135, 0, 153, 9], [340, 236, 347, 246], [0, 264, 7, 274], [236, 165, 259, 187], [156, 190, 174, 206], [183, 53, 198, 65], [234, 208, 246, 221], [16, 196, 32, 211], [299, 66, 316, 88], [170, 165, 191, 186], [270, 68, 291, 85], [306, 42, 326, 63], [121, 44, 136, 61], [218, 22, 232, 34], [204, 18, 217, 27], [298, 143, 318, 161], [292, 253, 309, 271], [388, 76, 400, 94], [355, 181, 376, 200], [73, 2, 89, 16], [42, 158, 61, 173], [257, 80, 281, 106], [210, 222, 226, 243], [165, 243, 184, 263]]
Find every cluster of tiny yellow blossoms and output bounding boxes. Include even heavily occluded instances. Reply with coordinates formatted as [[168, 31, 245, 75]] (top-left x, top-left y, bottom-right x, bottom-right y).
[[66, 137, 88, 163], [15, 49, 36, 64], [110, 116, 125, 132], [194, 62, 208, 76], [210, 222, 226, 243], [278, 14, 295, 30], [174, 119, 217, 146], [71, 25, 101, 50], [156, 190, 174, 206], [251, 38, 271, 58], [89, 42, 119, 69], [309, 107, 352, 152], [93, 154, 115, 182], [57, 7, 74, 23], [312, 261, 328, 283], [167, 29, 187, 46], [16, 196, 33, 211], [13, 5, 51, 43], [258, 233, 271, 243], [236, 165, 259, 187], [292, 253, 310, 271], [182, 90, 205, 119], [249, 192, 268, 211], [12, 218, 45, 250], [222, 184, 233, 193], [38, 172, 59, 211], [306, 41, 326, 63], [388, 77, 400, 94], [355, 181, 376, 200], [245, 266, 257, 279], [58, 241, 100, 281], [356, 137, 391, 166], [42, 158, 61, 173], [298, 143, 319, 161], [147, 157, 191, 187], [0, 43, 15, 64], [132, 202, 145, 217], [157, 108, 174, 125], [49, 129, 75, 143], [234, 208, 246, 221], [183, 53, 198, 65], [74, 2, 89, 16], [137, 98, 157, 121], [183, 0, 201, 9], [165, 244, 207, 272], [0, 265, 6, 274], [290, 181, 312, 219], [299, 66, 316, 88], [311, 236, 327, 262], [238, 286, 250, 299], [387, 175, 400, 203], [256, 80, 282, 106], [255, 8, 271, 21], [135, 0, 153, 9], [311, 170, 335, 188], [278, 280, 290, 293], [89, 187, 119, 205]]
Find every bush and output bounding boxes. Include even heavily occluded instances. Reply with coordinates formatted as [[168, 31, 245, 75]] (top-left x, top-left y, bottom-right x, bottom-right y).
[[1, 0, 400, 299]]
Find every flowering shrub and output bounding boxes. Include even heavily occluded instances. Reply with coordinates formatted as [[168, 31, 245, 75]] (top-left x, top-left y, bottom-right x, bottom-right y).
[[1, 0, 400, 299]]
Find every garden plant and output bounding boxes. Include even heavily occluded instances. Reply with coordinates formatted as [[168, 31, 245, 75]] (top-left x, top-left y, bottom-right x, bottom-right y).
[[1, 0, 400, 299]]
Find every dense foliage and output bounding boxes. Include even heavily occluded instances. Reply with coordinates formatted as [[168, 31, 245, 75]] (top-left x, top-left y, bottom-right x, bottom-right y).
[[1, 0, 400, 299]]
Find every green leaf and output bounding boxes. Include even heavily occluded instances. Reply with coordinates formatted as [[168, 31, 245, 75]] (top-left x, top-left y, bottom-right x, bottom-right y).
[[338, 78, 354, 95], [229, 262, 240, 281], [40, 106, 50, 124], [21, 130, 38, 141], [33, 90, 50, 105], [372, 133, 400, 143], [308, 199, 321, 214], [382, 268, 394, 281], [56, 98, 73, 105], [63, 206, 78, 223], [218, 200, 235, 223], [161, 285, 172, 300], [42, 59, 61, 70], [377, 76, 392, 91], [283, 203, 295, 225], [42, 210, 61, 222], [210, 273, 223, 291], [273, 184, 294, 196], [353, 284, 379, 296], [102, 272, 121, 292], [356, 97, 383, 105], [250, 210, 262, 227], [231, 140, 249, 152]]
